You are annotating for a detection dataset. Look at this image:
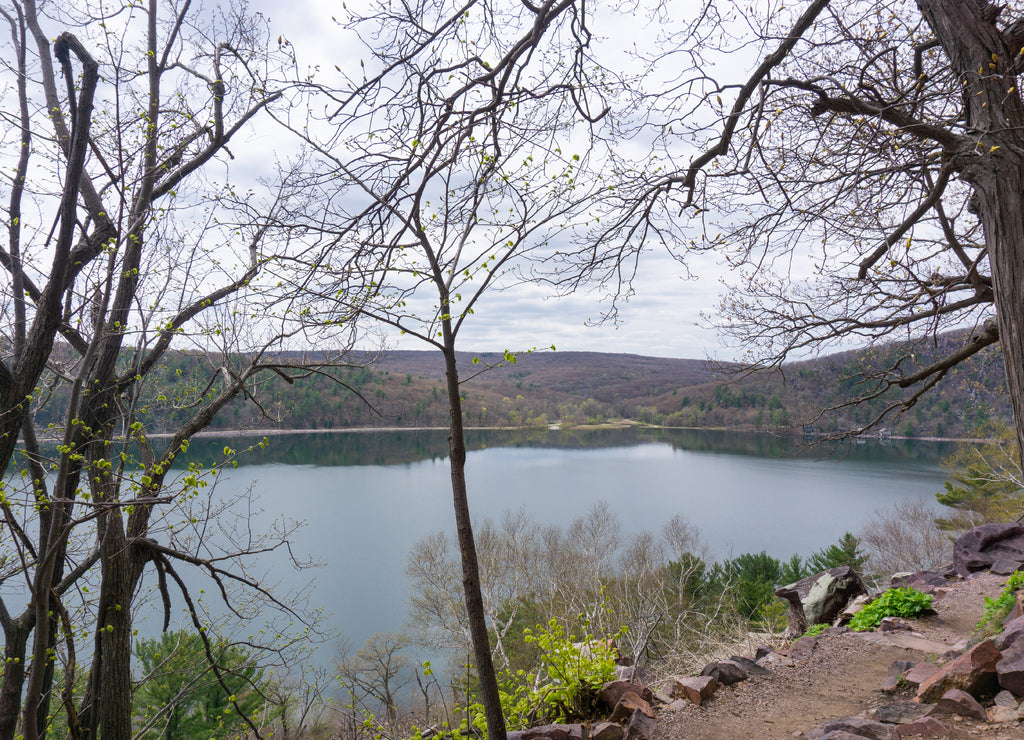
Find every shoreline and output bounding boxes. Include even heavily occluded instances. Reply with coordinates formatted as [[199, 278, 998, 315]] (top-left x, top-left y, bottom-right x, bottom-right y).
[[127, 421, 986, 444]]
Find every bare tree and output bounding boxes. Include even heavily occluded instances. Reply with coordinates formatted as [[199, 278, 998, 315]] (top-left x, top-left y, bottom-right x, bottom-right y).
[[859, 498, 958, 578], [288, 2, 612, 737], [571, 0, 1024, 461], [0, 2, 348, 738], [336, 632, 413, 732], [404, 505, 751, 689]]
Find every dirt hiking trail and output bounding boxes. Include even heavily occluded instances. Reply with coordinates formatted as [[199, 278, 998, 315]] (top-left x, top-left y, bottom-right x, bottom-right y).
[[656, 572, 1021, 739]]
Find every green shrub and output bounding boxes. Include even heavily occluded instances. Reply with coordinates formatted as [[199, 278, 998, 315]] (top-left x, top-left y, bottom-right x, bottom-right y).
[[512, 619, 621, 725], [805, 622, 830, 637], [847, 587, 933, 631], [408, 619, 622, 740], [976, 571, 1024, 637]]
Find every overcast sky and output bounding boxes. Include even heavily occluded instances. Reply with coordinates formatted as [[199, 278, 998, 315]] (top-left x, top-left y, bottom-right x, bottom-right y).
[[244, 0, 750, 361]]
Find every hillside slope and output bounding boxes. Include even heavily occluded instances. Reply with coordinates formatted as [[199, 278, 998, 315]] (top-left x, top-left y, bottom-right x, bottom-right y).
[[36, 330, 1008, 438]]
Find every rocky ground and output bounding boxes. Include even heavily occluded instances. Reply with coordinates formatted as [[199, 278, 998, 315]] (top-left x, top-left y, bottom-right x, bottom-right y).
[[656, 571, 1021, 739]]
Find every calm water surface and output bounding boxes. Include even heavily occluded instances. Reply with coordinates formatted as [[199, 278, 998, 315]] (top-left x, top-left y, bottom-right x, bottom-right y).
[[151, 428, 953, 654]]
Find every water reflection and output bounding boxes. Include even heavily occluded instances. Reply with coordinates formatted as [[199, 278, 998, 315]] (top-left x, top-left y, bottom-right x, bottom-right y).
[[173, 427, 955, 469]]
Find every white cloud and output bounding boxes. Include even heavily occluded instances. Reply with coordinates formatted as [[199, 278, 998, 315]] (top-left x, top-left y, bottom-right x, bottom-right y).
[[240, 0, 766, 361]]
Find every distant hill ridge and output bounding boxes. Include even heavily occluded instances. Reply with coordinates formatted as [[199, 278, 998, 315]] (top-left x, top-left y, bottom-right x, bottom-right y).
[[372, 349, 724, 403], [36, 330, 1008, 438]]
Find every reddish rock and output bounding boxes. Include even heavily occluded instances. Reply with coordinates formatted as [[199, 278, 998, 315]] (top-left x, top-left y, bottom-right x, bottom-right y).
[[994, 689, 1020, 708], [990, 558, 1024, 575], [624, 709, 656, 740], [649, 689, 672, 705], [608, 692, 654, 724], [815, 717, 898, 739], [868, 702, 930, 724], [614, 664, 656, 684], [599, 681, 653, 710], [895, 716, 947, 738], [890, 571, 950, 591], [996, 636, 1024, 697], [757, 651, 796, 669], [590, 723, 623, 740], [674, 675, 719, 706], [522, 725, 584, 740], [842, 594, 873, 620], [902, 662, 939, 687], [787, 634, 819, 662], [953, 523, 1024, 578], [728, 655, 771, 676], [916, 639, 1001, 702], [997, 615, 1024, 650], [879, 617, 914, 633], [928, 688, 987, 721], [699, 659, 749, 686], [882, 660, 915, 692]]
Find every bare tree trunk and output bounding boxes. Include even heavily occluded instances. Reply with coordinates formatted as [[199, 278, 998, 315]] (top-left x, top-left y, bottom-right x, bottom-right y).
[[0, 619, 30, 740], [441, 323, 506, 740], [918, 0, 1024, 475], [95, 525, 134, 740], [974, 173, 1024, 497]]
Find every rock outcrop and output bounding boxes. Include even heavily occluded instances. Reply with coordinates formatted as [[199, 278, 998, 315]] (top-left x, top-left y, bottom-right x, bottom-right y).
[[953, 523, 1024, 578], [519, 528, 1024, 740], [916, 639, 1001, 702], [775, 566, 867, 635]]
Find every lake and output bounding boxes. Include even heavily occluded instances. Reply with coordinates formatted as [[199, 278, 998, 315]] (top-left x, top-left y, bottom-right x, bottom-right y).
[[145, 427, 954, 660]]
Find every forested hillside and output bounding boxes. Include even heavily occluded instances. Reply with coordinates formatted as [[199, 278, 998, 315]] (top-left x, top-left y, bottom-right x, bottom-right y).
[[37, 330, 1007, 439]]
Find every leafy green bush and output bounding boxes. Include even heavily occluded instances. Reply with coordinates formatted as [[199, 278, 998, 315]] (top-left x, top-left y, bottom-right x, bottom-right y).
[[805, 622, 830, 637], [409, 619, 623, 740], [847, 587, 933, 632], [976, 571, 1024, 636], [519, 619, 622, 724]]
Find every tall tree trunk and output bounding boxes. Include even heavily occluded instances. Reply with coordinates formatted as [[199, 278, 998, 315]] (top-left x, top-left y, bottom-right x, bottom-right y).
[[76, 404, 138, 740], [916, 0, 1024, 479], [440, 328, 506, 740], [95, 525, 133, 740], [973, 170, 1024, 491], [0, 618, 30, 740]]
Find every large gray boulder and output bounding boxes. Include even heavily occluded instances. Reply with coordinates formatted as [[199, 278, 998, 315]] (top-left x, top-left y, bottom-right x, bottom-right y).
[[775, 566, 867, 636], [953, 523, 1024, 577]]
